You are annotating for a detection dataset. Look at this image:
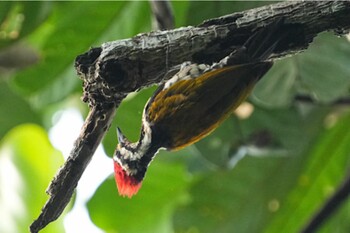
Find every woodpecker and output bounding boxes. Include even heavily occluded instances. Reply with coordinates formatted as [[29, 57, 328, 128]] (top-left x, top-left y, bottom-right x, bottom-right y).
[[113, 19, 287, 197]]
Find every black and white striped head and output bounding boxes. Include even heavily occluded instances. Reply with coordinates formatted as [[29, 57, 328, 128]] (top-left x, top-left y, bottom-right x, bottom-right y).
[[113, 125, 154, 198]]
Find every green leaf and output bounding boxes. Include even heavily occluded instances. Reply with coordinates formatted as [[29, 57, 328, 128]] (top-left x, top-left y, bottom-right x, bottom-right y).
[[171, 1, 191, 27], [173, 154, 303, 233], [12, 1, 152, 108], [297, 33, 350, 103], [87, 161, 189, 233], [253, 58, 298, 107], [0, 2, 52, 48], [13, 1, 125, 94], [173, 106, 330, 233], [263, 112, 350, 233], [0, 124, 64, 233], [0, 81, 40, 138], [194, 116, 243, 168], [93, 1, 151, 45], [185, 1, 273, 25], [18, 2, 52, 40], [103, 87, 156, 156], [254, 33, 350, 107], [0, 2, 12, 27], [319, 196, 350, 233]]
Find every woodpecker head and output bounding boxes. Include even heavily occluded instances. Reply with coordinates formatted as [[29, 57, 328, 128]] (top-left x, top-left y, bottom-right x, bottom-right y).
[[113, 126, 155, 198]]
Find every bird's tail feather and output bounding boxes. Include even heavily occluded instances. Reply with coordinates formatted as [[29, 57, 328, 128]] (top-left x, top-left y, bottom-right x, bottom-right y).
[[244, 18, 287, 61]]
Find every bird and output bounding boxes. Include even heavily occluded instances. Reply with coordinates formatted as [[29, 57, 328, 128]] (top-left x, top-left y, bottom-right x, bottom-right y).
[[113, 19, 287, 198]]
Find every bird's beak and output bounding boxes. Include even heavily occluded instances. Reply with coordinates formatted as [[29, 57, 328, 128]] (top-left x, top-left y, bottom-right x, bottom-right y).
[[117, 127, 127, 146]]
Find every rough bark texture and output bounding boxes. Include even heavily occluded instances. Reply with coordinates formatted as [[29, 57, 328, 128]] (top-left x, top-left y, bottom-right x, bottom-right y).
[[30, 1, 350, 233], [30, 105, 120, 233], [76, 1, 350, 108]]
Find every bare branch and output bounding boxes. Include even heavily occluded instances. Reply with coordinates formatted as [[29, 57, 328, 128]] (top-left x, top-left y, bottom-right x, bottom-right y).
[[149, 0, 175, 30], [30, 1, 350, 232], [295, 95, 350, 105], [76, 1, 350, 107], [30, 104, 121, 233]]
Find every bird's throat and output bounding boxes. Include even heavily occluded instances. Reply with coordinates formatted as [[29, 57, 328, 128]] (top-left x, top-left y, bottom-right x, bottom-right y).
[[114, 161, 142, 198]]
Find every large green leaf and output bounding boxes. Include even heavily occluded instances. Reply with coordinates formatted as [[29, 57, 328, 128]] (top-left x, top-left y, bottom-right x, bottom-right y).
[[18, 2, 52, 41], [0, 2, 12, 29], [185, 1, 273, 25], [0, 81, 40, 138], [12, 1, 152, 108], [194, 104, 330, 169], [193, 116, 243, 168], [297, 33, 350, 103], [264, 111, 350, 233], [171, 1, 191, 27], [93, 1, 151, 45], [103, 87, 156, 156], [0, 2, 52, 48], [0, 124, 64, 233], [253, 58, 298, 108], [87, 161, 189, 233], [173, 153, 307, 233], [172, 106, 330, 233], [254, 33, 350, 107]]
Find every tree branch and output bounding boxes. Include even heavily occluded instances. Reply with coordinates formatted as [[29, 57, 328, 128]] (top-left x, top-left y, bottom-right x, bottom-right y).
[[295, 95, 350, 105], [75, 1, 350, 105], [300, 171, 350, 233], [149, 0, 175, 30], [30, 1, 350, 232], [29, 104, 122, 233]]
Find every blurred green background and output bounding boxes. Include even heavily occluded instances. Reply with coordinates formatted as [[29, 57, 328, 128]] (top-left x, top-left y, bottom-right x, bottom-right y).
[[1, 1, 350, 233]]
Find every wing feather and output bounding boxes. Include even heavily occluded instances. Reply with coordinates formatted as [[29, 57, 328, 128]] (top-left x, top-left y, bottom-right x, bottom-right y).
[[146, 62, 272, 149]]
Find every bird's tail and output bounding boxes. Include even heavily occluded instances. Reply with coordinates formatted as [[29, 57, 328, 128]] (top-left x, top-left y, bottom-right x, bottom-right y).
[[244, 18, 288, 61]]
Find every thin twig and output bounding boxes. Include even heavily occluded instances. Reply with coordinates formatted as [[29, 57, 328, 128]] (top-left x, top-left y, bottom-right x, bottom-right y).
[[295, 95, 350, 105], [300, 171, 350, 233], [149, 0, 175, 30]]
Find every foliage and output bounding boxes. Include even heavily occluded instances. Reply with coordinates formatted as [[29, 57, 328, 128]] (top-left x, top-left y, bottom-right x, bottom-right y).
[[0, 1, 349, 233]]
